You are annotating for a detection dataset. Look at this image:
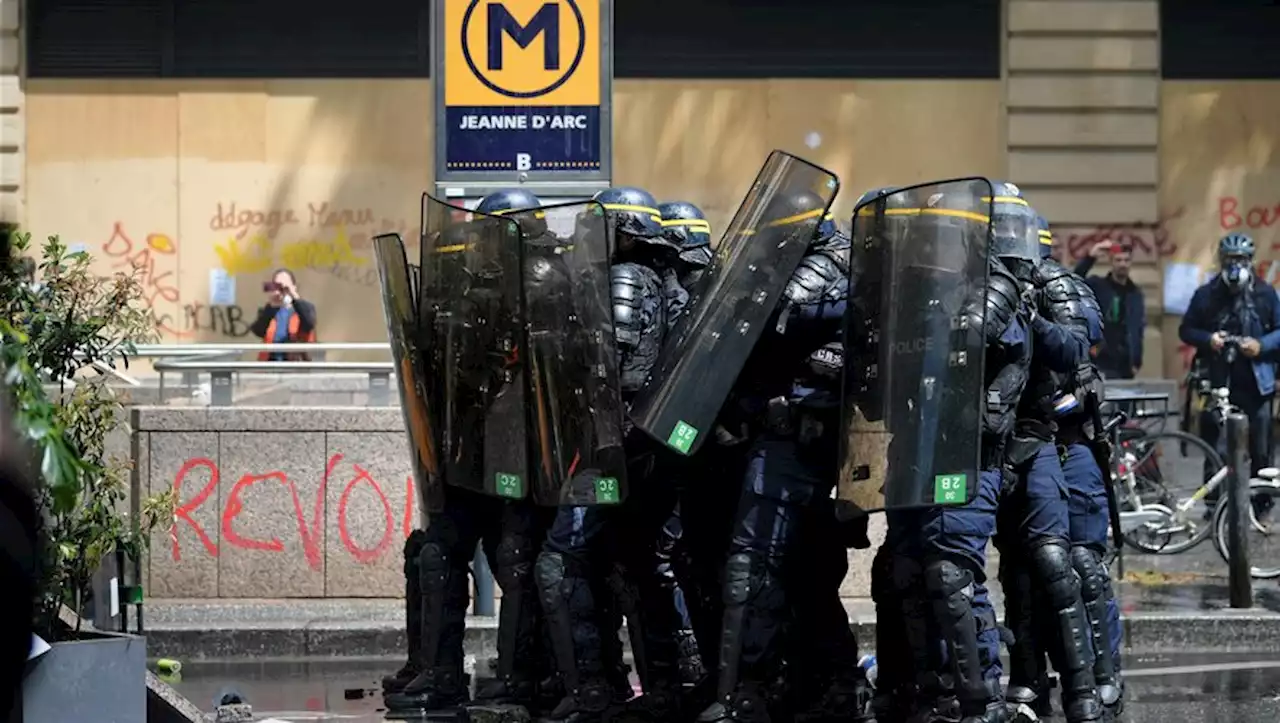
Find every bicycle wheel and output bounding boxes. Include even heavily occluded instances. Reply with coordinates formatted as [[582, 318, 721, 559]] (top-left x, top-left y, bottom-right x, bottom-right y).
[[1119, 430, 1225, 555], [1212, 480, 1280, 579]]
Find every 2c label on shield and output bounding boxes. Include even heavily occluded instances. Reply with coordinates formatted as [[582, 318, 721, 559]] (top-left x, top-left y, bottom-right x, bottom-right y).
[[495, 472, 524, 499], [668, 421, 699, 455], [594, 477, 620, 504], [933, 474, 967, 505]]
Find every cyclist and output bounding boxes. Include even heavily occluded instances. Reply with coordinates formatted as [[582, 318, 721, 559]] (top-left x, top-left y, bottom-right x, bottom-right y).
[[1179, 233, 1280, 505]]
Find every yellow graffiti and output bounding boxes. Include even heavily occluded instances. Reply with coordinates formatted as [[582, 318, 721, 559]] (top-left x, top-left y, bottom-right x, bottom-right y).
[[214, 226, 368, 277]]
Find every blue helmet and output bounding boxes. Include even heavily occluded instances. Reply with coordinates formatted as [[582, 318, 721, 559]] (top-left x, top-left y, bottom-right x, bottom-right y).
[[476, 189, 547, 236], [659, 201, 713, 267], [854, 186, 897, 208], [1037, 215, 1054, 259], [593, 186, 667, 243], [1218, 233, 1256, 293], [988, 181, 1038, 265]]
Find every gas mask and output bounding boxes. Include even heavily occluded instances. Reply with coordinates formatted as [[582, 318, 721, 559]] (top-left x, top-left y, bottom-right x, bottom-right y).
[[1221, 256, 1253, 294]]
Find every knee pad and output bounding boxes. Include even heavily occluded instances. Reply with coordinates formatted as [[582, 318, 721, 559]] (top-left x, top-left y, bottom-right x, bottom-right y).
[[404, 529, 427, 574], [722, 551, 769, 607], [1030, 540, 1079, 610], [494, 533, 534, 589], [1070, 545, 1110, 603], [534, 550, 566, 599], [924, 558, 975, 611], [418, 541, 450, 590]]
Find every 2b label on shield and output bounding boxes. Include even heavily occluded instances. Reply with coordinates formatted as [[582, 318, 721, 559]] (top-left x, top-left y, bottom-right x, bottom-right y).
[[668, 421, 700, 455], [495, 472, 524, 499], [933, 473, 967, 505]]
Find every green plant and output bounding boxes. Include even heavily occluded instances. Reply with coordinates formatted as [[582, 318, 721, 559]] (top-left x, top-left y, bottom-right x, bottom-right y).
[[0, 231, 174, 639]]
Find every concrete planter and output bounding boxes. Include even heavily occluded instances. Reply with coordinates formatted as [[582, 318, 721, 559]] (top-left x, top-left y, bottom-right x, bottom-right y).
[[18, 631, 146, 723]]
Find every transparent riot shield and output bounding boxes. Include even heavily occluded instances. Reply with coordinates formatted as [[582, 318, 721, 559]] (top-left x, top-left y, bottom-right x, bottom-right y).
[[418, 195, 530, 500], [512, 201, 629, 506], [373, 233, 443, 516], [630, 151, 841, 456], [837, 178, 994, 514]]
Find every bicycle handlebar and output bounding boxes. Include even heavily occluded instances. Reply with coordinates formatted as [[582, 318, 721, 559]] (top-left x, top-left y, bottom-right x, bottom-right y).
[[1102, 410, 1127, 435]]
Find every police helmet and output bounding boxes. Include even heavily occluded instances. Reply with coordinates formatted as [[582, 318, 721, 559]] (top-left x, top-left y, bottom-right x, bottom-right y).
[[593, 186, 668, 244], [1218, 233, 1256, 293], [903, 189, 987, 274], [987, 181, 1039, 265], [476, 188, 548, 237], [761, 189, 829, 248], [1037, 215, 1054, 260], [854, 186, 898, 209], [659, 201, 713, 268]]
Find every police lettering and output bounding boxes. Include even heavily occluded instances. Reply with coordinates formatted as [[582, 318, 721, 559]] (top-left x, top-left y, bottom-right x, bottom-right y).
[[460, 114, 529, 130], [890, 337, 935, 354]]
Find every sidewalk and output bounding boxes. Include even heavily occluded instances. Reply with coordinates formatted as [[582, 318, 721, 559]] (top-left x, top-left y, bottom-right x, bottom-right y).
[[141, 576, 1280, 661]]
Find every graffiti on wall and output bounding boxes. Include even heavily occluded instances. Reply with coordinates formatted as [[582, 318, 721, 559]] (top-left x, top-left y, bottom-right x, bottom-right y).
[[100, 223, 188, 337], [168, 452, 417, 569], [97, 222, 254, 339], [211, 202, 409, 286], [1058, 208, 1184, 263]]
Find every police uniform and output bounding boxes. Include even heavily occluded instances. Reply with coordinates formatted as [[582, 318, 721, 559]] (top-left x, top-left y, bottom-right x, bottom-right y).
[[1010, 218, 1123, 715], [996, 200, 1106, 723], [865, 186, 1029, 723], [697, 192, 871, 723], [536, 187, 700, 723], [383, 190, 557, 716]]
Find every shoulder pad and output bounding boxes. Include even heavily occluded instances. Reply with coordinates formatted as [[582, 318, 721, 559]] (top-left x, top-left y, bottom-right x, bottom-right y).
[[971, 262, 1021, 343], [1031, 259, 1071, 288], [611, 263, 663, 346], [784, 249, 847, 306]]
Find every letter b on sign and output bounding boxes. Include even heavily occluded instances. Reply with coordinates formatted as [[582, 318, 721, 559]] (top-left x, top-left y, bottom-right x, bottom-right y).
[[516, 153, 532, 171]]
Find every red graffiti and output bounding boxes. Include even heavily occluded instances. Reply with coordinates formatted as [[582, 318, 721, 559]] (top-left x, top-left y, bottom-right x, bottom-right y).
[[1219, 197, 1280, 232], [1060, 208, 1183, 262], [101, 222, 190, 338], [168, 453, 415, 569]]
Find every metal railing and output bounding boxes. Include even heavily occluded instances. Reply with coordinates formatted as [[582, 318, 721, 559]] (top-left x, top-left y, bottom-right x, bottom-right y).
[[136, 342, 394, 406]]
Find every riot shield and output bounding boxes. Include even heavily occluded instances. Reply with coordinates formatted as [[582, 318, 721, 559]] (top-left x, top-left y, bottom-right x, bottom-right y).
[[513, 201, 629, 505], [630, 151, 840, 456], [837, 178, 995, 514], [418, 195, 531, 500], [374, 233, 443, 516]]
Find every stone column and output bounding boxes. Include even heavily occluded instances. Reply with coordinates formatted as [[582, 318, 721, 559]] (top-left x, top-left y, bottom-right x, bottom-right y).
[[0, 0, 21, 226], [1004, 0, 1164, 373]]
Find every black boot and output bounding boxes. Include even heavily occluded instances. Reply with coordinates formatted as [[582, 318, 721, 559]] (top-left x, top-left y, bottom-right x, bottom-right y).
[[535, 552, 615, 723], [1030, 542, 1103, 723], [385, 538, 472, 715], [794, 670, 874, 722], [999, 553, 1052, 718], [384, 531, 427, 694], [476, 529, 543, 710]]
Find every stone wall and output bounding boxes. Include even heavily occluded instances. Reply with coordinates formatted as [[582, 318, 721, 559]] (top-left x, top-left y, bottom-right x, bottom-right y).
[[135, 407, 422, 598]]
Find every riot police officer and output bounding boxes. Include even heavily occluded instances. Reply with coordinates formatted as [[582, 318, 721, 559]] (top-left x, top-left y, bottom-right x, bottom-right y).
[[861, 183, 1026, 723], [659, 201, 714, 291], [382, 189, 557, 717], [1035, 217, 1125, 716], [536, 186, 699, 723], [696, 188, 871, 723], [995, 193, 1106, 723]]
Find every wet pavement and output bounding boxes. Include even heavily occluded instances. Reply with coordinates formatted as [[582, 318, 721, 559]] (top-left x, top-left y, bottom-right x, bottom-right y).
[[167, 653, 1280, 722]]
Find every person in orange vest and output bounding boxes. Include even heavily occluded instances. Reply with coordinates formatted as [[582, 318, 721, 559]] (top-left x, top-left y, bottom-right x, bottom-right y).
[[249, 268, 317, 360]]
